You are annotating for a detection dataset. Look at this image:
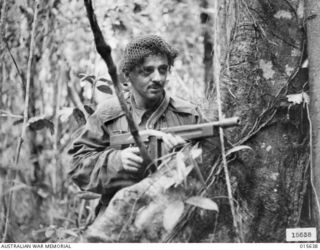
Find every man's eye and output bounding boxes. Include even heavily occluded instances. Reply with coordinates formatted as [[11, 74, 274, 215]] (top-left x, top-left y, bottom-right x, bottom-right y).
[[158, 66, 168, 74], [142, 67, 154, 75]]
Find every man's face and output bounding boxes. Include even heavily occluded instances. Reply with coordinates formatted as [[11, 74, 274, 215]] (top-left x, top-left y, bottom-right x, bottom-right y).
[[128, 54, 169, 106]]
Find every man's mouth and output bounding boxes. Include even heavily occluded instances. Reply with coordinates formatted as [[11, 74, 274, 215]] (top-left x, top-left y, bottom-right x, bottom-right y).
[[148, 84, 162, 90]]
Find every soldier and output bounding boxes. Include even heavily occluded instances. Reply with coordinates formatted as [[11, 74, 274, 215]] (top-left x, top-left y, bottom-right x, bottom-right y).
[[68, 34, 203, 218]]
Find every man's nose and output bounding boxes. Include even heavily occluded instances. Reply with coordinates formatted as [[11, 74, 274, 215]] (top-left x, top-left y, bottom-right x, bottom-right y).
[[152, 69, 161, 82]]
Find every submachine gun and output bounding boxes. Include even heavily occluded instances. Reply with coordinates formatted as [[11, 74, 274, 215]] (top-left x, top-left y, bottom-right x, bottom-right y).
[[110, 117, 240, 165]]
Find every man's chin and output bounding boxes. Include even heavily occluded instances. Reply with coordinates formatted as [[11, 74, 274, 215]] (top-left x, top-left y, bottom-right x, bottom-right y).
[[148, 89, 163, 96], [146, 90, 164, 102]]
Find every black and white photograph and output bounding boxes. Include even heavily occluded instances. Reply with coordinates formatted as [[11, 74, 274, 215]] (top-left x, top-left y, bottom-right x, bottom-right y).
[[0, 0, 319, 247]]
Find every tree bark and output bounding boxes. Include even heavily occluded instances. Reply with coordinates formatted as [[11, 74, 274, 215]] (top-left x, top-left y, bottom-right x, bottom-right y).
[[306, 0, 320, 239], [211, 0, 310, 242], [0, 0, 8, 108]]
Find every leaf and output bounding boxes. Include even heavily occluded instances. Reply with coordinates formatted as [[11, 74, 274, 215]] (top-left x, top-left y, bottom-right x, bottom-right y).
[[97, 78, 112, 84], [287, 92, 310, 105], [97, 84, 113, 94], [163, 200, 184, 232], [13, 118, 23, 125], [302, 59, 308, 68], [45, 226, 56, 238], [72, 108, 86, 126], [84, 105, 95, 115], [37, 187, 50, 198], [63, 229, 79, 238], [191, 146, 202, 160], [186, 196, 219, 212], [58, 107, 74, 122], [134, 203, 159, 230], [226, 145, 253, 156], [56, 227, 65, 239], [28, 116, 54, 134], [80, 74, 95, 85], [76, 191, 101, 200], [175, 151, 187, 187]]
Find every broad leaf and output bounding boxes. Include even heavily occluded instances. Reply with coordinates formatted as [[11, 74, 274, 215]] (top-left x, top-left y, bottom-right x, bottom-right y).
[[56, 227, 65, 239], [191, 147, 202, 160], [58, 107, 74, 122], [37, 187, 50, 199], [97, 78, 112, 84], [84, 105, 95, 115], [287, 92, 309, 105], [72, 108, 86, 126], [80, 74, 95, 85], [175, 151, 187, 187], [97, 85, 113, 94], [63, 229, 78, 238], [28, 116, 54, 134], [13, 118, 23, 125], [45, 227, 56, 238], [134, 203, 159, 230], [163, 200, 184, 232], [186, 196, 219, 211]]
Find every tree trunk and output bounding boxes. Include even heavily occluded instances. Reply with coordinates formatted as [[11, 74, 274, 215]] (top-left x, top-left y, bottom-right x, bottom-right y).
[[215, 0, 311, 242], [306, 0, 320, 240]]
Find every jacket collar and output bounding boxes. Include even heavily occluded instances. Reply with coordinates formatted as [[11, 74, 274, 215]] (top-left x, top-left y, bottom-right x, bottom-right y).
[[98, 90, 195, 125]]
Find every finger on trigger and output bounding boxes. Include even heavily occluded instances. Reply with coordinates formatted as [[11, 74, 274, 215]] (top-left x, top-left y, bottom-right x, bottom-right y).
[[129, 153, 143, 164], [125, 165, 139, 172]]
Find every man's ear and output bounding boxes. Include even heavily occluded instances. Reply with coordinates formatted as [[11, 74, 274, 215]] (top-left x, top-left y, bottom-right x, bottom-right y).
[[124, 72, 130, 81], [122, 73, 131, 91]]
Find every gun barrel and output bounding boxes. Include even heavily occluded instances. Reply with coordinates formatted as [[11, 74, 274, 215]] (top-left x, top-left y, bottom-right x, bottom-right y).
[[161, 116, 240, 140], [211, 116, 240, 127], [162, 116, 240, 133]]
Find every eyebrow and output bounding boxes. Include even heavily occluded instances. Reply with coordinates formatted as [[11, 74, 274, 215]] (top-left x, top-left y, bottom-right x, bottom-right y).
[[142, 64, 169, 69]]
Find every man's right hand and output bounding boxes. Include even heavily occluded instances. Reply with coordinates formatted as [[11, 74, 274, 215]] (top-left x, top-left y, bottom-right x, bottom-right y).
[[120, 147, 143, 172]]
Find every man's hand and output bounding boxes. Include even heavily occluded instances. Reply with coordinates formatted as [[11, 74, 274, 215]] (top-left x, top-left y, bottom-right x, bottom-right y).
[[162, 133, 186, 153], [120, 134, 185, 172], [120, 147, 143, 172]]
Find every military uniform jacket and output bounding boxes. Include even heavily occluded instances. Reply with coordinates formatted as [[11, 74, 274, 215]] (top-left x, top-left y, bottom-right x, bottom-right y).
[[68, 92, 202, 204]]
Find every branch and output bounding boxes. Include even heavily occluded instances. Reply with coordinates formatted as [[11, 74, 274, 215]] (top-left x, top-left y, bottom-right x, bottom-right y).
[[83, 0, 155, 173], [4, 40, 26, 91], [0, 0, 8, 106], [2, 0, 40, 243]]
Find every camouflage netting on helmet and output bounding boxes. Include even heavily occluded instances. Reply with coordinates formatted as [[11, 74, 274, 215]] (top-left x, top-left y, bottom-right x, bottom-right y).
[[120, 34, 178, 74]]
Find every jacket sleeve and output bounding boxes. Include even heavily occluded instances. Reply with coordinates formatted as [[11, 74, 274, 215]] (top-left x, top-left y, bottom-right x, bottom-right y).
[[67, 110, 135, 195]]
